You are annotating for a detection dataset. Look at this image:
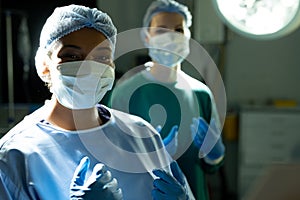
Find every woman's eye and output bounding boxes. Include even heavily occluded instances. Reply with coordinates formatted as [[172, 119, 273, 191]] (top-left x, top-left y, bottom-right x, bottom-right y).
[[95, 56, 112, 64], [175, 28, 184, 33], [60, 54, 81, 61]]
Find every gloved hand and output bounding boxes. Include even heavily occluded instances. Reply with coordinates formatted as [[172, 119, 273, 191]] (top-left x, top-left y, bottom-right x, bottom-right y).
[[152, 161, 188, 200], [70, 156, 123, 200], [190, 117, 225, 161], [156, 125, 178, 156]]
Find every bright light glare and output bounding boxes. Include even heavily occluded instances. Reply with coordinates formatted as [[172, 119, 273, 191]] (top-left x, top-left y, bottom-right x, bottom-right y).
[[216, 0, 300, 35]]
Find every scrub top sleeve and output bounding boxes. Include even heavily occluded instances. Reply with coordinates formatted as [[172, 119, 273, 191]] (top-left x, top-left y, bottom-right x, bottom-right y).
[[199, 155, 224, 174], [0, 160, 31, 200], [195, 91, 212, 123], [194, 91, 224, 173], [0, 171, 13, 200]]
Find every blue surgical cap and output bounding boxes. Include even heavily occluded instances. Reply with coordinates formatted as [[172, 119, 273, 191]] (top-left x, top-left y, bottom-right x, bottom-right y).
[[143, 0, 192, 28], [38, 4, 117, 51]]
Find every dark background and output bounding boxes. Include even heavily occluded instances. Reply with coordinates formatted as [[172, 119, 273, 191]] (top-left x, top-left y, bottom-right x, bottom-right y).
[[0, 0, 97, 104]]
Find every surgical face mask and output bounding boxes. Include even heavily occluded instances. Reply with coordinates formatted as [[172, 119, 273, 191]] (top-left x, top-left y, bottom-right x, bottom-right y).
[[49, 60, 115, 109], [148, 32, 190, 67]]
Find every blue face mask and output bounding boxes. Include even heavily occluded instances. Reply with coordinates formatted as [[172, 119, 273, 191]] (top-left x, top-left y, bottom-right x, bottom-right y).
[[148, 32, 190, 67]]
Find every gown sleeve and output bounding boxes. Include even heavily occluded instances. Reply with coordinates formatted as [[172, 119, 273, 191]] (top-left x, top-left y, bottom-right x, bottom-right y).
[[0, 151, 33, 200]]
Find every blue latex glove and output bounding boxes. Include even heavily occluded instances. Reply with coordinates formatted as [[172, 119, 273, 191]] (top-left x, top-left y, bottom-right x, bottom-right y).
[[190, 117, 225, 161], [156, 125, 178, 156], [70, 156, 123, 200], [152, 161, 188, 200]]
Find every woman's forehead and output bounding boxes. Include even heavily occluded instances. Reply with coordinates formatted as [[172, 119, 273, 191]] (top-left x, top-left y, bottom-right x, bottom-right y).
[[57, 28, 112, 50], [54, 28, 112, 52], [150, 12, 185, 26]]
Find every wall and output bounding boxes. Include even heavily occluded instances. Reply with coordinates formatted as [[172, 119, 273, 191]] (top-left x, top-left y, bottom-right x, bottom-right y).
[[224, 28, 300, 106]]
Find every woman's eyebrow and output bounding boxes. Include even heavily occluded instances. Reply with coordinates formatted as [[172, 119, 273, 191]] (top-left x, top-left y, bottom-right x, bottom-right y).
[[94, 46, 112, 52], [61, 44, 81, 50], [174, 23, 184, 28], [60, 44, 112, 52], [155, 25, 168, 28]]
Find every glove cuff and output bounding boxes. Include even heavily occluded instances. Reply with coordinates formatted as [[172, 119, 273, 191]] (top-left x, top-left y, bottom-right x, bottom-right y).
[[203, 155, 224, 165]]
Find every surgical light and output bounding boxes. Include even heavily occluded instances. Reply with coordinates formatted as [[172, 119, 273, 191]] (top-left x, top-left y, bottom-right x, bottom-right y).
[[212, 0, 300, 40]]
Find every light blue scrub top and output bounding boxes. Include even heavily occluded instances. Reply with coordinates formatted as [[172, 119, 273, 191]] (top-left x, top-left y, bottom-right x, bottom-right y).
[[0, 103, 191, 200]]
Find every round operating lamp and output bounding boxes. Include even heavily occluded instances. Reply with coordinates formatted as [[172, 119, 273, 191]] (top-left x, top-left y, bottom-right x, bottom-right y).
[[212, 0, 300, 40]]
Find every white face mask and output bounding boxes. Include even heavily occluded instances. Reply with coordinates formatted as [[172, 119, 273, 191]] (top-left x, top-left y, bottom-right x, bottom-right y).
[[49, 60, 114, 109], [148, 32, 190, 67]]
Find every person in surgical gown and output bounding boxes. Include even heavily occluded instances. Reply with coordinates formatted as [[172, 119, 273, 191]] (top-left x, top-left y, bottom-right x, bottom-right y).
[[108, 0, 226, 199], [0, 4, 195, 200]]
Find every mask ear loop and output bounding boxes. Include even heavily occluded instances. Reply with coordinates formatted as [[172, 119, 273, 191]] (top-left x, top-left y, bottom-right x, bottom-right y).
[[184, 27, 191, 39]]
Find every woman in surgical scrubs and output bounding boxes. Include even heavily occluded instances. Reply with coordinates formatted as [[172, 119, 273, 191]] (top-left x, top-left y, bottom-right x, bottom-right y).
[[109, 0, 225, 199], [0, 4, 195, 200]]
